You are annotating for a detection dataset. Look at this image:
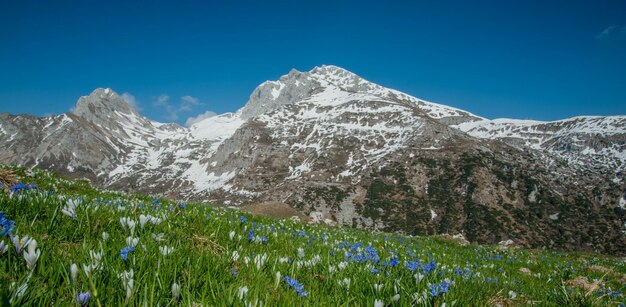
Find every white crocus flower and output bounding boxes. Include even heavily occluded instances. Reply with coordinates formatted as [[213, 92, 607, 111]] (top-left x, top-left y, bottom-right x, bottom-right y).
[[61, 207, 77, 219], [373, 283, 384, 292], [238, 286, 248, 300], [12, 235, 31, 255], [152, 233, 165, 241], [392, 294, 400, 302], [70, 263, 78, 283], [297, 247, 305, 259], [139, 215, 149, 229], [254, 253, 268, 270], [275, 271, 281, 288], [119, 269, 134, 300], [159, 245, 174, 257], [414, 273, 424, 283], [61, 199, 78, 219], [151, 216, 163, 225], [119, 217, 128, 231], [127, 220, 136, 235], [89, 249, 103, 264], [102, 232, 109, 242], [328, 265, 336, 274], [232, 251, 240, 262], [0, 241, 8, 254], [374, 300, 384, 307], [229, 231, 236, 240], [339, 278, 351, 290], [23, 239, 41, 270], [83, 264, 91, 276], [171, 282, 181, 300], [126, 236, 139, 247]]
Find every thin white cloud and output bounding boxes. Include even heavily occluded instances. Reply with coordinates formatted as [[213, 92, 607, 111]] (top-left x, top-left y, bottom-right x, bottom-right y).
[[185, 110, 217, 127], [180, 95, 200, 112], [597, 25, 626, 39], [154, 94, 170, 106], [121, 92, 140, 111], [153, 94, 204, 122]]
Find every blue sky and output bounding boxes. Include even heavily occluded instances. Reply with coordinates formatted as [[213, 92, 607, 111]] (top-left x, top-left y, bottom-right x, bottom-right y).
[[1, 0, 625, 125]]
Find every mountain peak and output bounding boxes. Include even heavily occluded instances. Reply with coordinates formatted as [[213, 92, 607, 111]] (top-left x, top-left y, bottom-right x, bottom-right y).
[[73, 88, 135, 118], [310, 64, 355, 77], [71, 88, 143, 129], [91, 88, 116, 97]]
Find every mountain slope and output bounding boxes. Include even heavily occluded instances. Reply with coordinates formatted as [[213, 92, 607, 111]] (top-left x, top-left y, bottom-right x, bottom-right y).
[[1, 65, 625, 254], [455, 116, 626, 175]]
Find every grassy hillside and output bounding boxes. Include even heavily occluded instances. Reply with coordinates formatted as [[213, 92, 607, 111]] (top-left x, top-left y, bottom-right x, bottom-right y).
[[0, 166, 625, 306]]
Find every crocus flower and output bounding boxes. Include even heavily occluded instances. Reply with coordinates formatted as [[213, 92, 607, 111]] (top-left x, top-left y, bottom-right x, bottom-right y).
[[253, 253, 268, 270], [126, 236, 139, 247], [12, 235, 31, 255], [9, 183, 30, 193], [0, 212, 16, 238], [62, 200, 78, 220], [338, 278, 351, 290], [120, 246, 135, 260], [373, 283, 384, 292], [76, 291, 90, 306], [283, 276, 307, 297], [159, 245, 174, 257], [23, 239, 41, 270], [238, 286, 248, 300], [275, 271, 282, 288], [139, 215, 149, 229], [71, 263, 78, 283], [171, 283, 181, 301], [247, 229, 254, 242], [119, 269, 134, 300]]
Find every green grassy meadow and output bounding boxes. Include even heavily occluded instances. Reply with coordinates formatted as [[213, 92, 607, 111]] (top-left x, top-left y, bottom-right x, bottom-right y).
[[1, 166, 625, 306]]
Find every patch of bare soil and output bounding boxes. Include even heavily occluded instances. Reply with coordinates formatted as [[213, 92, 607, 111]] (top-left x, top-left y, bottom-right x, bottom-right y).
[[487, 295, 516, 307], [566, 276, 603, 294], [588, 265, 612, 274]]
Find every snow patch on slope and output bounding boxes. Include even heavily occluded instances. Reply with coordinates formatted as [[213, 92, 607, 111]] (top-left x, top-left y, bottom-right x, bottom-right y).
[[189, 112, 244, 141]]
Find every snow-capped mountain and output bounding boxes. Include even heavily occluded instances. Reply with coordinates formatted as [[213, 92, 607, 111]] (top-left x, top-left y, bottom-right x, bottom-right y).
[[455, 116, 626, 174], [1, 65, 625, 254]]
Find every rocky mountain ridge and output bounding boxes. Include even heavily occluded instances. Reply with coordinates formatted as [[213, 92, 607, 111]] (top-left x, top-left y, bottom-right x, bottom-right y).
[[1, 65, 625, 254]]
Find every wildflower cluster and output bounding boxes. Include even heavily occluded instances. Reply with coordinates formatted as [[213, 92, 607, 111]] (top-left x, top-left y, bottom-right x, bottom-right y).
[[428, 280, 451, 297], [0, 211, 15, 237], [283, 276, 308, 297]]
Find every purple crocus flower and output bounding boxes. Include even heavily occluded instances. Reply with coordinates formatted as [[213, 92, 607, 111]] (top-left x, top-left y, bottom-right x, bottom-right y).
[[76, 291, 90, 306]]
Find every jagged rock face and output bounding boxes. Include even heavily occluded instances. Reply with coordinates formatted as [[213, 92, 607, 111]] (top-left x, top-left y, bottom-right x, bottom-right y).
[[1, 65, 625, 254]]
